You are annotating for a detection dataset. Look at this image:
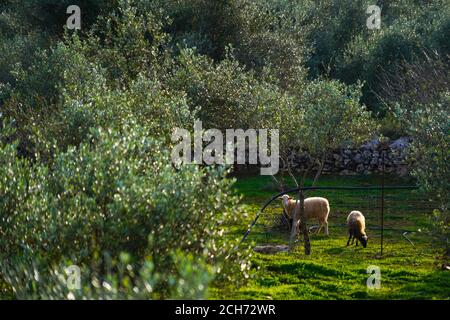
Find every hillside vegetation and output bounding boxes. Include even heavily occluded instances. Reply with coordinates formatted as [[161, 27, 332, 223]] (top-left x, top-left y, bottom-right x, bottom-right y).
[[0, 1, 448, 299]]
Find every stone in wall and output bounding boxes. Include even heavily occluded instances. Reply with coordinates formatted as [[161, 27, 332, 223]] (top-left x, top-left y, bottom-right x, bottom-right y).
[[288, 137, 412, 176]]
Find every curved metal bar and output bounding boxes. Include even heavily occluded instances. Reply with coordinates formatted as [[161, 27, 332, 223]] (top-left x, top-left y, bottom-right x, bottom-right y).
[[238, 185, 419, 245]]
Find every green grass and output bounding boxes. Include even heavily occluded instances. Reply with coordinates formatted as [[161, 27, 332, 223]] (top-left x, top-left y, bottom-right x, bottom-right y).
[[211, 174, 450, 300], [1, 174, 447, 300]]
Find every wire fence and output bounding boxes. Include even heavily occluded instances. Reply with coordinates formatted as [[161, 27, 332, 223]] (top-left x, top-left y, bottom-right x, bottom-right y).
[[240, 185, 434, 255]]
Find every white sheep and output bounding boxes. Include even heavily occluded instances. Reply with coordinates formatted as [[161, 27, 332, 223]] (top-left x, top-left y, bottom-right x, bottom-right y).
[[278, 195, 330, 235], [346, 211, 368, 248]]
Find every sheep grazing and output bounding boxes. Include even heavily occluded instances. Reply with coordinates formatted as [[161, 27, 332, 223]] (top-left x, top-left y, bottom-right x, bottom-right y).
[[278, 195, 330, 235], [346, 211, 368, 248]]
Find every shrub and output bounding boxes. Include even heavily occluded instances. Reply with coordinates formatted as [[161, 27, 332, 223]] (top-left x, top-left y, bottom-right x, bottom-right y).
[[150, 0, 309, 90], [0, 123, 250, 299], [1, 249, 214, 299], [431, 17, 450, 55], [0, 0, 117, 37], [169, 47, 288, 131], [1, 24, 193, 160], [383, 54, 450, 264]]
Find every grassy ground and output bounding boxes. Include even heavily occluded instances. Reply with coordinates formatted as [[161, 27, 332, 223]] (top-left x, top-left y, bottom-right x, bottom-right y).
[[211, 174, 450, 300], [1, 174, 447, 300]]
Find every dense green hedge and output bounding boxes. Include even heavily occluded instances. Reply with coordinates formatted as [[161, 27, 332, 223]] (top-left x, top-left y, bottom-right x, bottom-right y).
[[0, 122, 250, 298]]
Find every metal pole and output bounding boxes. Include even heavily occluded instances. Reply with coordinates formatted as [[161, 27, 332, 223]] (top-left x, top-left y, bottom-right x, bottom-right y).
[[238, 183, 418, 247], [380, 145, 386, 256], [299, 189, 311, 255], [289, 193, 299, 250]]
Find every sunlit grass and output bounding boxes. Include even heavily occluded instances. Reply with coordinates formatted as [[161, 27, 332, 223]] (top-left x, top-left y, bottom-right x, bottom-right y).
[[212, 174, 449, 300]]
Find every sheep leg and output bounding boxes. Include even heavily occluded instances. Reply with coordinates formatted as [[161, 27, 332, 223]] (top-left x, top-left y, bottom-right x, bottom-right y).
[[324, 221, 329, 235], [347, 234, 352, 246], [316, 223, 323, 234], [351, 236, 355, 245], [356, 239, 359, 246]]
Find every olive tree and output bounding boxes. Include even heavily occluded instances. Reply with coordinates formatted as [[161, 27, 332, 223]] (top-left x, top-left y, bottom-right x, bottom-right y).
[[381, 54, 449, 265], [395, 99, 449, 265], [268, 79, 377, 254], [272, 80, 377, 189], [0, 122, 250, 299], [297, 80, 377, 186]]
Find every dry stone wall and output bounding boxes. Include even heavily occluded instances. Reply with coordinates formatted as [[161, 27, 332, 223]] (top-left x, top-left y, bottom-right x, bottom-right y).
[[287, 137, 411, 176]]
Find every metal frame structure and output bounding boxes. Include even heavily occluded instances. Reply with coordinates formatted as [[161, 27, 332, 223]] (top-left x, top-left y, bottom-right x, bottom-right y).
[[240, 185, 419, 256]]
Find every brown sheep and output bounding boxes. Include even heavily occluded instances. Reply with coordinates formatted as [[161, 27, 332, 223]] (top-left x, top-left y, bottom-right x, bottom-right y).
[[346, 211, 368, 248], [278, 195, 330, 235]]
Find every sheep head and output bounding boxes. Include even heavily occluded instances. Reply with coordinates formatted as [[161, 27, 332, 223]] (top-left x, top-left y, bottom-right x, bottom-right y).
[[360, 234, 368, 248], [277, 195, 292, 209]]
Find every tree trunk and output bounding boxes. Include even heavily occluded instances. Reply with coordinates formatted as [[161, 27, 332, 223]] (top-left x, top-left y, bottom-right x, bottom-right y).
[[299, 165, 311, 188], [289, 200, 299, 249], [299, 190, 311, 255], [289, 190, 311, 255], [270, 174, 284, 192], [311, 154, 326, 187]]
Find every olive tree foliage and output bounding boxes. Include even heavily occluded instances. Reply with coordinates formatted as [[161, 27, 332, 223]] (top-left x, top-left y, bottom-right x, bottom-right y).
[[0, 0, 117, 36], [2, 250, 214, 300], [265, 79, 377, 255], [1, 1, 194, 161], [0, 122, 251, 299], [270, 80, 378, 189], [395, 99, 449, 262], [380, 54, 450, 261], [147, 0, 310, 92], [169, 47, 295, 131], [168, 47, 377, 191], [264, 0, 450, 111], [0, 1, 256, 297], [298, 80, 377, 186], [84, 1, 173, 85]]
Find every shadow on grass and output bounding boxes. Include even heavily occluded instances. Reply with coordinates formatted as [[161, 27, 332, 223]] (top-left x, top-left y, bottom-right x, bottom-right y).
[[390, 270, 450, 299], [266, 260, 355, 279]]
